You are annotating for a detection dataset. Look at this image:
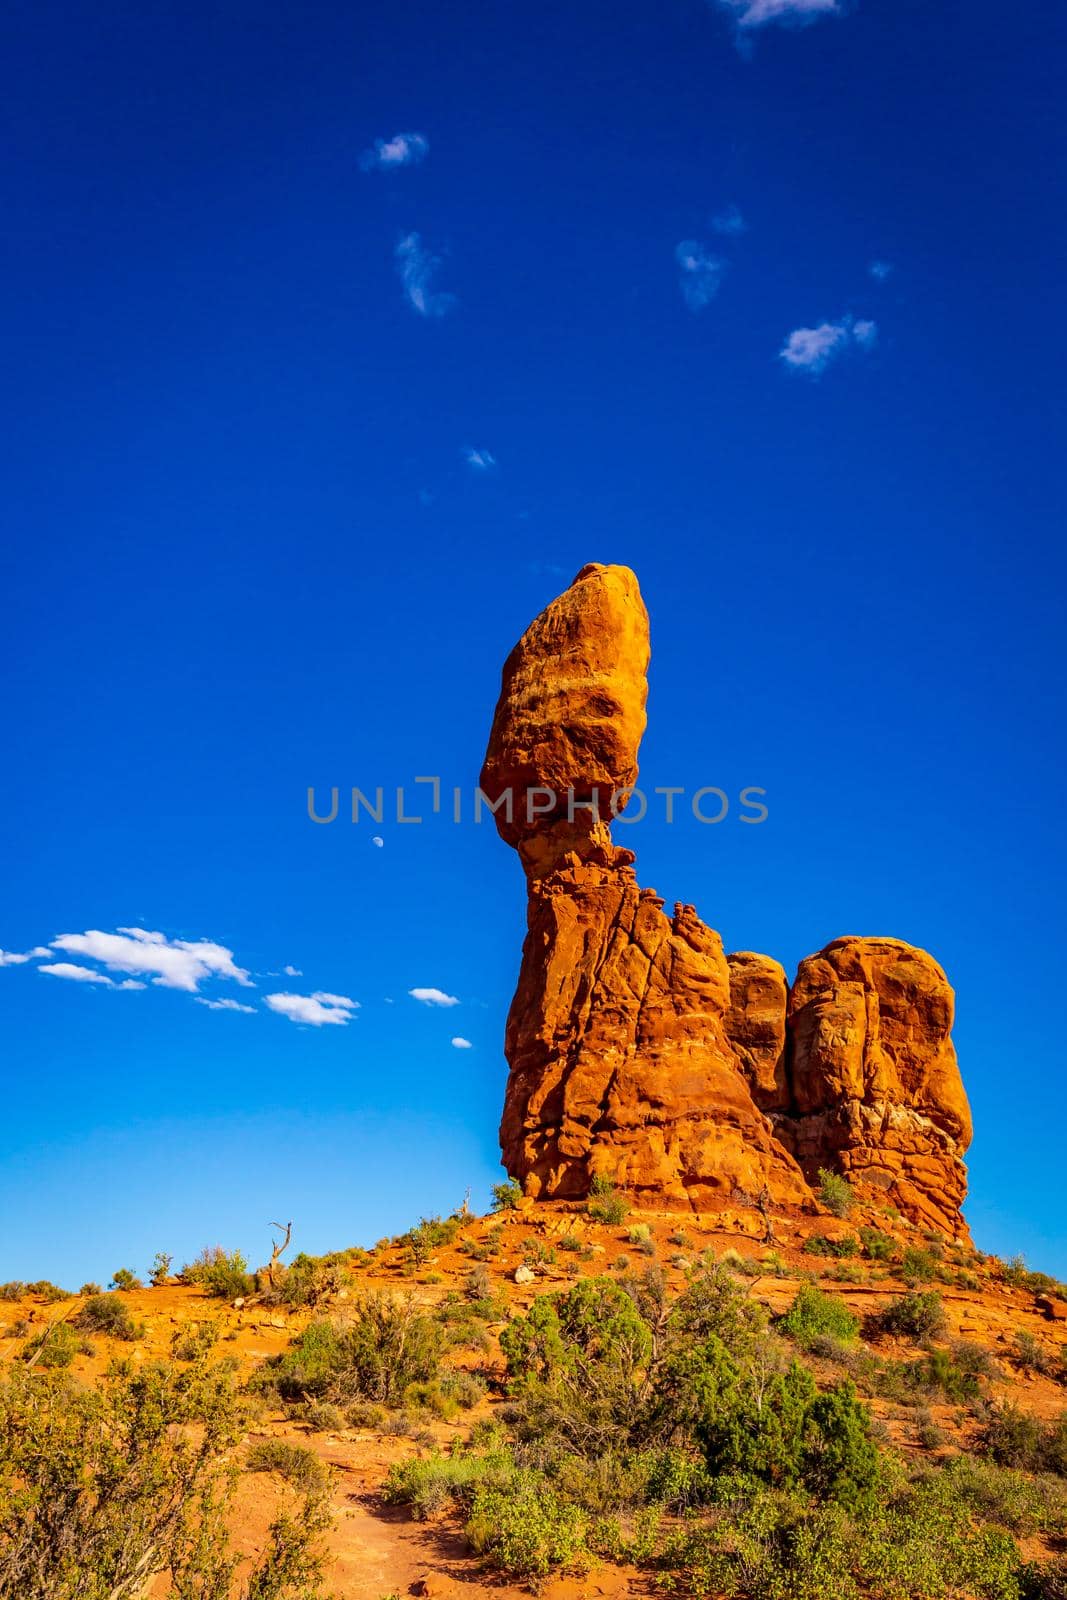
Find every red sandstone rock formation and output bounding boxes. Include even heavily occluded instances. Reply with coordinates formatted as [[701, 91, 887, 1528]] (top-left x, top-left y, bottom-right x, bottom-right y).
[[783, 937, 972, 1235], [482, 563, 972, 1231]]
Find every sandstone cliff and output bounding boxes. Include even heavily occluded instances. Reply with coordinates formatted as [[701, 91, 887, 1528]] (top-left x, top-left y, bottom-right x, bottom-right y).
[[482, 563, 972, 1234]]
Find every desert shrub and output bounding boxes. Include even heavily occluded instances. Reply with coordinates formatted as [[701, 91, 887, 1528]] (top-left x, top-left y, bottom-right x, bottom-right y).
[[663, 1473, 1023, 1600], [171, 1320, 219, 1361], [0, 1355, 330, 1599], [267, 1251, 354, 1309], [259, 1294, 443, 1407], [1023, 1555, 1067, 1599], [466, 1470, 589, 1578], [587, 1181, 629, 1226], [780, 1284, 859, 1347], [557, 1233, 582, 1253], [818, 1169, 855, 1219], [0, 1285, 25, 1303], [78, 1282, 102, 1297], [74, 1294, 142, 1341], [668, 1229, 691, 1248], [384, 1442, 515, 1521], [246, 1439, 327, 1494], [148, 1252, 172, 1287], [521, 1238, 556, 1267], [876, 1291, 947, 1339], [490, 1179, 522, 1211], [24, 1282, 71, 1304], [201, 1251, 254, 1300], [901, 1245, 939, 1285], [804, 1234, 860, 1259], [399, 1215, 462, 1266], [1014, 1332, 1059, 1377], [860, 1226, 896, 1262], [303, 1399, 344, 1432], [20, 1321, 79, 1369], [109, 1268, 142, 1292], [981, 1404, 1051, 1470]]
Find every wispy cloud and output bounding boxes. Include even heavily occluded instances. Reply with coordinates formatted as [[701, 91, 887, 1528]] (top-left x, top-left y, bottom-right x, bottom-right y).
[[39, 961, 144, 989], [264, 991, 360, 1027], [464, 448, 497, 471], [779, 315, 877, 375], [0, 940, 38, 966], [50, 928, 252, 993], [675, 241, 724, 311], [395, 233, 456, 318], [714, 0, 841, 29], [868, 259, 893, 282], [409, 987, 459, 1007], [451, 1036, 473, 1049], [197, 997, 257, 1014], [283, 964, 302, 977], [359, 131, 429, 172], [39, 961, 113, 984], [711, 204, 748, 237]]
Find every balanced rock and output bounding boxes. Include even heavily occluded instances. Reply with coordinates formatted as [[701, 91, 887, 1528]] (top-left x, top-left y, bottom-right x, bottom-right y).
[[483, 563, 972, 1234], [483, 564, 809, 1211]]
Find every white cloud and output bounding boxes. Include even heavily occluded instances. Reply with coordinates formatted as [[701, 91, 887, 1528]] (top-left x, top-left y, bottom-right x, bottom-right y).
[[359, 131, 429, 172], [372, 836, 384, 848], [49, 927, 252, 993], [711, 204, 748, 237], [409, 987, 459, 1007], [675, 241, 724, 311], [451, 1036, 473, 1049], [39, 962, 115, 985], [265, 991, 359, 1027], [0, 950, 32, 967], [464, 448, 497, 471], [395, 233, 456, 318], [714, 0, 840, 29], [779, 315, 877, 375], [197, 997, 257, 1014], [283, 964, 302, 977], [868, 259, 893, 281]]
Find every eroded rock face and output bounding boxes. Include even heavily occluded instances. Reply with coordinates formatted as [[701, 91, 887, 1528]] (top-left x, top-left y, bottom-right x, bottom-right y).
[[784, 937, 972, 1235], [483, 563, 972, 1232], [725, 952, 791, 1113]]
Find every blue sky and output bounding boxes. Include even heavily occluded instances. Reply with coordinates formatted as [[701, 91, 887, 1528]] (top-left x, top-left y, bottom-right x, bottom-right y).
[[2, 0, 1065, 1285]]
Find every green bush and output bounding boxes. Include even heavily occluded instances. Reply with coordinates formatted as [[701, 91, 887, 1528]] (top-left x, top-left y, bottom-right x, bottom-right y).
[[20, 1321, 79, 1369], [901, 1245, 939, 1285], [78, 1282, 102, 1297], [876, 1291, 947, 1340], [0, 1355, 330, 1598], [587, 1182, 629, 1226], [258, 1294, 443, 1407], [246, 1439, 328, 1493], [804, 1234, 860, 1258], [780, 1284, 859, 1347], [490, 1179, 523, 1211], [74, 1294, 142, 1341], [467, 1470, 588, 1578], [860, 1226, 896, 1261], [109, 1269, 142, 1292], [148, 1252, 172, 1287], [817, 1169, 855, 1219]]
